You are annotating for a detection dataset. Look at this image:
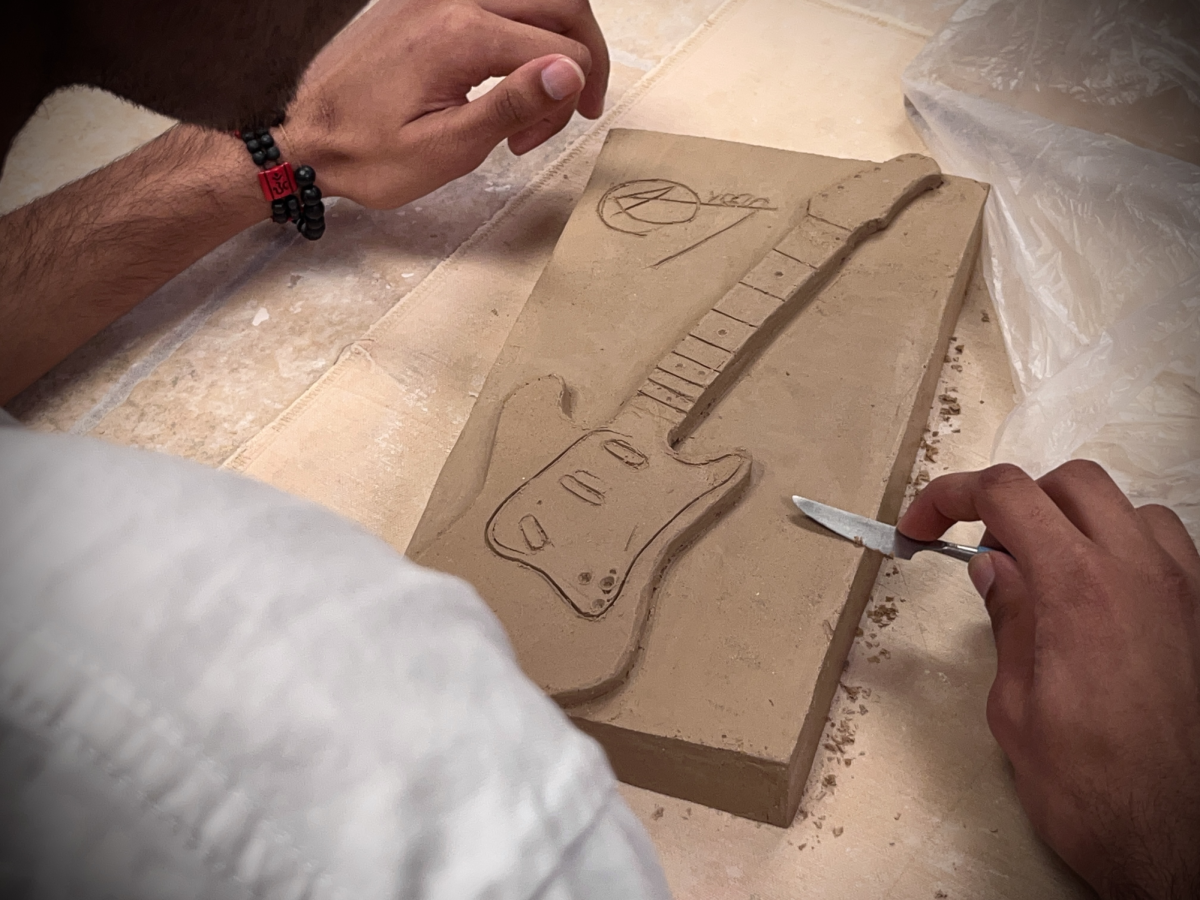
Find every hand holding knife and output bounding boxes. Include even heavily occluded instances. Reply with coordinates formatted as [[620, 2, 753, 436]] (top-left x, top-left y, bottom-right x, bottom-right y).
[[792, 495, 996, 563]]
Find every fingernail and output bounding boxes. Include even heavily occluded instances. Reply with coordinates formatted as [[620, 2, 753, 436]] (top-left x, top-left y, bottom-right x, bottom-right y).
[[541, 57, 585, 101], [968, 552, 996, 599]]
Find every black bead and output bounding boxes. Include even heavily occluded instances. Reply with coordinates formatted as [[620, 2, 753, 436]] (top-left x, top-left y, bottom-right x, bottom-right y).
[[240, 128, 256, 142], [285, 195, 301, 218], [303, 201, 325, 221], [300, 185, 321, 203], [271, 199, 289, 224], [259, 133, 275, 149], [251, 150, 266, 166], [301, 223, 325, 241], [294, 166, 316, 187], [245, 138, 260, 152], [265, 146, 280, 161]]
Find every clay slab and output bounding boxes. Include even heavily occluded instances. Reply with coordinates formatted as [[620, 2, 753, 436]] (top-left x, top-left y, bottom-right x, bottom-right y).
[[410, 129, 986, 825]]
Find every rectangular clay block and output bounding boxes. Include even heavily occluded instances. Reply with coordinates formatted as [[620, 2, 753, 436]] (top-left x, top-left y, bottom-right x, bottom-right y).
[[409, 129, 986, 825]]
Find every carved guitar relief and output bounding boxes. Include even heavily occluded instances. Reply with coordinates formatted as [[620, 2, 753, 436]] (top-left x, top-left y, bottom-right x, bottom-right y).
[[415, 155, 942, 705]]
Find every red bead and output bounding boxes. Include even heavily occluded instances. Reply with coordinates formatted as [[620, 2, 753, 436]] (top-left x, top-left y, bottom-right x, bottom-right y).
[[258, 162, 297, 202]]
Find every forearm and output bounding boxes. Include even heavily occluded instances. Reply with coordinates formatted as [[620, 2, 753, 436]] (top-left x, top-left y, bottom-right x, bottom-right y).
[[0, 124, 265, 404]]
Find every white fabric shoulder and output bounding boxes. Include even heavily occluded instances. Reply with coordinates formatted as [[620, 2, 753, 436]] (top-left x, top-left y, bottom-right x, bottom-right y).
[[0, 429, 668, 900]]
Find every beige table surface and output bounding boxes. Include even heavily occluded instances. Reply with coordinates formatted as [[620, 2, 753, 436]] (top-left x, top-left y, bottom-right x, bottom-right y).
[[2, 1, 1091, 897]]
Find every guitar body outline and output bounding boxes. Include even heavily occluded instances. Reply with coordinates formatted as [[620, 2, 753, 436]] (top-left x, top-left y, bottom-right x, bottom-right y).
[[416, 374, 751, 704]]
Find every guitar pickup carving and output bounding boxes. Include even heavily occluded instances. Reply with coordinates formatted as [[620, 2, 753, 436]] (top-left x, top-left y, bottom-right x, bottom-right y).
[[603, 438, 649, 469], [560, 470, 606, 505]]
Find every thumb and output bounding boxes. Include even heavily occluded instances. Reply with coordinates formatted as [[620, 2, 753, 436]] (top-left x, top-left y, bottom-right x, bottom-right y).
[[453, 55, 585, 157], [973, 550, 1034, 753]]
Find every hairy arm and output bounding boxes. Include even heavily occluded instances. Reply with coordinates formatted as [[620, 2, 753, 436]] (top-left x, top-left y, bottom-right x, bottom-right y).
[[0, 126, 264, 402], [1, 0, 608, 405]]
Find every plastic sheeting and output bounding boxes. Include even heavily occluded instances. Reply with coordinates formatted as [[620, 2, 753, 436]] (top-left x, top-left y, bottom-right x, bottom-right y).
[[902, 0, 1200, 538]]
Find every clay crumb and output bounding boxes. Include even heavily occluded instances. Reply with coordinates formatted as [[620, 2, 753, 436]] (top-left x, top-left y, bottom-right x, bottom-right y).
[[895, 812, 902, 820], [832, 826, 844, 837], [935, 892, 948, 899], [982, 310, 991, 322], [867, 600, 899, 628], [798, 843, 807, 851], [823, 774, 837, 788], [651, 807, 664, 821]]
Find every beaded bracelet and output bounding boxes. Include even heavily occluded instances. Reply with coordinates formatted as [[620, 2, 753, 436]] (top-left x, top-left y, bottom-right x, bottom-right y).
[[237, 127, 326, 241]]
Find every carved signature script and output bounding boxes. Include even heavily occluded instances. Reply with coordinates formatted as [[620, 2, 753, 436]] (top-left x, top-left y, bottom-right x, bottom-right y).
[[597, 179, 777, 267]]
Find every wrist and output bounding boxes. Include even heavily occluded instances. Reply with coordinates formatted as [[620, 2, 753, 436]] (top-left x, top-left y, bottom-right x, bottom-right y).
[[232, 125, 328, 240], [272, 119, 348, 201], [171, 125, 272, 232]]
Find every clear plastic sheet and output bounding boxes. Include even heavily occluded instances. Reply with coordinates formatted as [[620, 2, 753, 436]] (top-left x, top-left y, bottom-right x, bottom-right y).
[[902, 0, 1200, 538]]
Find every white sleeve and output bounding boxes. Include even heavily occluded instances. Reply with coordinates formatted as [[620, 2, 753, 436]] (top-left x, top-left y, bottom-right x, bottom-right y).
[[0, 427, 670, 900]]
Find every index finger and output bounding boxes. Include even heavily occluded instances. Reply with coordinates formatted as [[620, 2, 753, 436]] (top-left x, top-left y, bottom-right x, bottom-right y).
[[898, 464, 1086, 564], [481, 0, 609, 117]]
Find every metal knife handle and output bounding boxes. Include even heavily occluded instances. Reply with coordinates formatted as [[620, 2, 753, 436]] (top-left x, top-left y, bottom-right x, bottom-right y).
[[926, 541, 990, 563]]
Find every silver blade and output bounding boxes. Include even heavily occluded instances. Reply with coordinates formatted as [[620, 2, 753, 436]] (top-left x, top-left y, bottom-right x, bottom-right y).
[[792, 495, 900, 557]]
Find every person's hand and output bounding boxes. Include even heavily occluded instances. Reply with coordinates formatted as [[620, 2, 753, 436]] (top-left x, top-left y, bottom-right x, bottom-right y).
[[280, 0, 608, 209], [899, 461, 1200, 900]]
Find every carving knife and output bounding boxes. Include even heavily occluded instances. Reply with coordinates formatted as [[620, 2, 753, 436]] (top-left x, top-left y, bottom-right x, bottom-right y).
[[791, 495, 991, 563]]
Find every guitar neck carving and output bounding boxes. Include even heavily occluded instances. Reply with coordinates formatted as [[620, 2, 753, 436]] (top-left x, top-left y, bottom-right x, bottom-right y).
[[628, 153, 943, 444]]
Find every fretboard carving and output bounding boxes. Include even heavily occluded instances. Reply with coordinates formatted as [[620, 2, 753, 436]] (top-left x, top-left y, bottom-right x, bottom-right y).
[[628, 154, 943, 442]]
